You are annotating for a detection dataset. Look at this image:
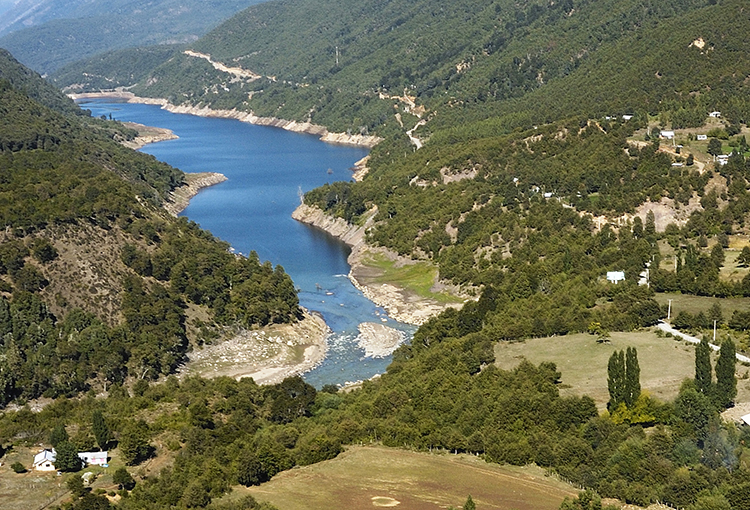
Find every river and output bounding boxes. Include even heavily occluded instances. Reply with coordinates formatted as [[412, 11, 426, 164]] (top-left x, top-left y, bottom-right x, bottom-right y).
[[79, 100, 415, 387]]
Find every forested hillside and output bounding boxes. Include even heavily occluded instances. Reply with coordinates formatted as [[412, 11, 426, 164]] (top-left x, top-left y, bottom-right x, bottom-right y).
[[0, 52, 300, 407], [53, 0, 749, 137], [4, 0, 750, 509], [0, 0, 266, 74]]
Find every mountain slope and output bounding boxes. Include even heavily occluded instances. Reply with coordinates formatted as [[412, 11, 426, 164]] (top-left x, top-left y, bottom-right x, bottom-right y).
[[0, 0, 267, 74], [0, 51, 301, 405]]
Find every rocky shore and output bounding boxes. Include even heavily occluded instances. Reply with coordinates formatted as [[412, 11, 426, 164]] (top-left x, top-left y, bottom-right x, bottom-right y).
[[120, 121, 178, 149], [357, 322, 405, 357], [292, 203, 463, 325], [164, 172, 228, 216], [181, 311, 330, 385], [69, 91, 382, 148]]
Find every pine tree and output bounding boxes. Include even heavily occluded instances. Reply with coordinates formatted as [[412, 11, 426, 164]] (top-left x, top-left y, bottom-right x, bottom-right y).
[[695, 337, 713, 396], [625, 347, 641, 407], [92, 410, 110, 451], [714, 338, 737, 409]]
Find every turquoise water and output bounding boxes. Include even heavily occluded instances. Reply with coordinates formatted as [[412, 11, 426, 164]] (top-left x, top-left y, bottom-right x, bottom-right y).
[[80, 100, 414, 387]]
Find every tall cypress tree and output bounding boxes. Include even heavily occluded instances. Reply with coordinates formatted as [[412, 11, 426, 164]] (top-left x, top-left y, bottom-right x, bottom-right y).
[[714, 338, 737, 409], [92, 410, 110, 451], [695, 337, 713, 396], [625, 347, 641, 407], [607, 350, 626, 410]]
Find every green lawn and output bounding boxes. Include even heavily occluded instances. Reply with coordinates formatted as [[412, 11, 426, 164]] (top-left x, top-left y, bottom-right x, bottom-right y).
[[360, 252, 465, 305]]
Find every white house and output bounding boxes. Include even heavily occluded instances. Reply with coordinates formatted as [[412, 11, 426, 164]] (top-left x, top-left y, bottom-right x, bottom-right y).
[[697, 134, 708, 141], [660, 130, 675, 140], [622, 114, 634, 121], [709, 111, 722, 118], [78, 451, 108, 467], [33, 449, 56, 471], [741, 413, 750, 426], [606, 271, 625, 284]]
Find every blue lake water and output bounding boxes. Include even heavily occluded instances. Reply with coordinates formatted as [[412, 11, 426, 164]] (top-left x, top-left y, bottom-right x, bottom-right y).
[[80, 100, 415, 387]]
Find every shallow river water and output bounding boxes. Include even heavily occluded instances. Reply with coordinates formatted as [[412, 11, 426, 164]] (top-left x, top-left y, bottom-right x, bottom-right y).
[[80, 100, 415, 387]]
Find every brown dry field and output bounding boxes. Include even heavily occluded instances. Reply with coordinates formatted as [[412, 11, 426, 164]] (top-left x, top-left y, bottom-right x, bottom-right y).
[[237, 445, 578, 510], [494, 330, 750, 411]]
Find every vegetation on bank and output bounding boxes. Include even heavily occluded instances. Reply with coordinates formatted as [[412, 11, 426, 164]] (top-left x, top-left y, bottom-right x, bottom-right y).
[[0, 51, 301, 407]]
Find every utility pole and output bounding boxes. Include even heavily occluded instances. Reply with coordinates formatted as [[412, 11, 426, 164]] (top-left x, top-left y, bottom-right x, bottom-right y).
[[667, 299, 672, 321], [713, 320, 717, 343]]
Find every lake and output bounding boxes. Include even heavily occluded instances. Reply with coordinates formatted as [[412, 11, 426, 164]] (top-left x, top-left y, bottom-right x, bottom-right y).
[[80, 100, 414, 387]]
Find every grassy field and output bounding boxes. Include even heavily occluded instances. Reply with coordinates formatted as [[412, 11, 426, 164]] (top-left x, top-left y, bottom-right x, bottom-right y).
[[236, 445, 578, 510], [654, 292, 750, 318], [494, 330, 750, 410], [359, 251, 465, 306]]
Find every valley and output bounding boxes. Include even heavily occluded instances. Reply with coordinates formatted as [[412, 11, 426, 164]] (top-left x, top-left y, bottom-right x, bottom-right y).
[[4, 0, 750, 509]]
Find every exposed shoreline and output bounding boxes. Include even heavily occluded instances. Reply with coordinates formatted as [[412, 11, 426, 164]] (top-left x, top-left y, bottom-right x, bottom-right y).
[[165, 172, 228, 216], [70, 91, 382, 148], [292, 203, 463, 325], [181, 311, 330, 386]]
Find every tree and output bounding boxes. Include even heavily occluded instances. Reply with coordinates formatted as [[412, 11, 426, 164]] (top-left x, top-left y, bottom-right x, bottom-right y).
[[112, 467, 135, 490], [67, 474, 86, 498], [55, 440, 83, 472], [237, 450, 268, 487], [118, 420, 153, 465], [737, 246, 750, 267], [463, 495, 476, 510], [695, 337, 713, 396], [50, 424, 69, 448], [707, 138, 723, 157], [714, 338, 736, 409], [92, 410, 111, 451], [607, 350, 626, 410], [624, 347, 641, 407]]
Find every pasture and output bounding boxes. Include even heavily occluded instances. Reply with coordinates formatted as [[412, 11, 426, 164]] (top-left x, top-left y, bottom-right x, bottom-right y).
[[494, 330, 750, 410], [238, 445, 577, 510]]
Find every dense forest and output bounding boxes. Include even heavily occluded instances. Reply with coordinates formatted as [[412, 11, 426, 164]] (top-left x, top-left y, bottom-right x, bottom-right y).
[[0, 52, 300, 408]]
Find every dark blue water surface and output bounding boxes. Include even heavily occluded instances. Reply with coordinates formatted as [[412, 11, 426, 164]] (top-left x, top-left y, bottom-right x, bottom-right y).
[[80, 100, 414, 387]]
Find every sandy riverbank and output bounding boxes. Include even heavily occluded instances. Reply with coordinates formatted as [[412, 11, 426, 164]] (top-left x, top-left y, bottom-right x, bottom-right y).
[[292, 203, 464, 325], [181, 311, 330, 385], [69, 91, 382, 148]]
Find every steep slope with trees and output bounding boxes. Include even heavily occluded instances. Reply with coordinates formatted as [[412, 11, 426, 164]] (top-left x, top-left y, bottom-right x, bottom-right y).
[[0, 51, 301, 406]]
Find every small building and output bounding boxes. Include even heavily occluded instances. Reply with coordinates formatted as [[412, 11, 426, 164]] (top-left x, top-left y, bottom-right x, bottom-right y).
[[33, 449, 56, 471], [660, 130, 675, 140], [709, 111, 722, 118], [717, 154, 729, 165], [741, 413, 750, 426], [606, 271, 625, 284], [78, 451, 108, 467], [622, 114, 634, 121], [697, 134, 708, 141]]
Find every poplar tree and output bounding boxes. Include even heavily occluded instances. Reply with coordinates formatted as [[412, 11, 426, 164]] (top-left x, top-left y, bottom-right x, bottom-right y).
[[607, 350, 626, 410], [625, 347, 641, 407], [695, 337, 713, 396], [714, 338, 737, 409]]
